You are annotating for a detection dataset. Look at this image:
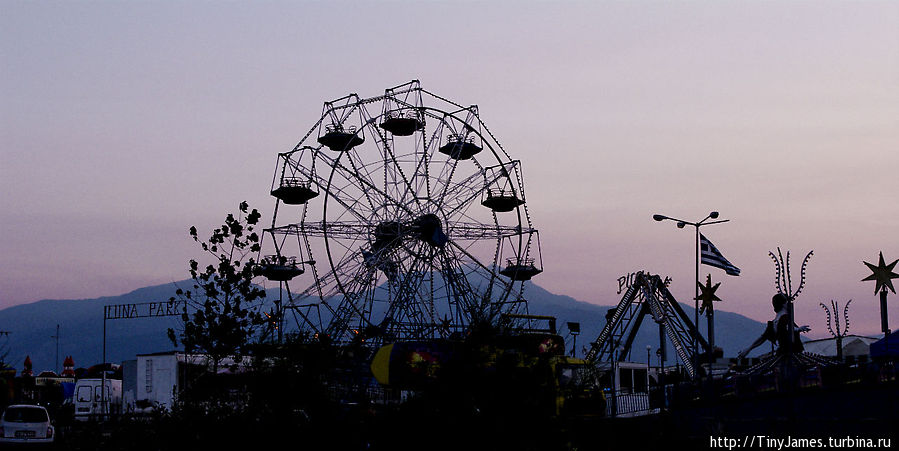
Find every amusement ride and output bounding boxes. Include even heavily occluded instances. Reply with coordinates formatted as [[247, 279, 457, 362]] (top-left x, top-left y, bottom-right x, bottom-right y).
[[257, 80, 543, 347]]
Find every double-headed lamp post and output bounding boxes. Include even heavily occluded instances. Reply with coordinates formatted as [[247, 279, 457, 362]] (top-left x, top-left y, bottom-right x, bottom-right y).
[[653, 211, 729, 380]]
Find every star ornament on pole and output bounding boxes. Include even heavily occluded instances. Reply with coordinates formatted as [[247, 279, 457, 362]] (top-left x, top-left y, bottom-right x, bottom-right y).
[[863, 251, 898, 335], [862, 252, 899, 295], [696, 273, 723, 316]]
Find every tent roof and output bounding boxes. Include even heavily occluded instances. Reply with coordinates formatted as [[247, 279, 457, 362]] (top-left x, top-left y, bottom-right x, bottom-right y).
[[870, 333, 899, 358], [802, 335, 878, 357]]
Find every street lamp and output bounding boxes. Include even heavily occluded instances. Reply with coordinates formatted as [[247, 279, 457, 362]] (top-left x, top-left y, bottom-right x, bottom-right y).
[[567, 322, 581, 357], [653, 211, 728, 380]]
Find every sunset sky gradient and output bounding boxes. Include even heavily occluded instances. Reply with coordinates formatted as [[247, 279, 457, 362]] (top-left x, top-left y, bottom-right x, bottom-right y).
[[2, 1, 898, 339]]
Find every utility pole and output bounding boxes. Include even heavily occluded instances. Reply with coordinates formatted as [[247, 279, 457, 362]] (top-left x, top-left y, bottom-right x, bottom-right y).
[[0, 331, 10, 364], [51, 325, 60, 374]]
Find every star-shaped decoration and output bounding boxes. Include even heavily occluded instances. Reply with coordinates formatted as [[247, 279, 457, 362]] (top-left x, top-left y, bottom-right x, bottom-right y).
[[862, 252, 899, 294], [696, 274, 723, 316]]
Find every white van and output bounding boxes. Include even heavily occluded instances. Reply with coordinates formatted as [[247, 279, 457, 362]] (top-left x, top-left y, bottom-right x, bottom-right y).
[[74, 378, 122, 421]]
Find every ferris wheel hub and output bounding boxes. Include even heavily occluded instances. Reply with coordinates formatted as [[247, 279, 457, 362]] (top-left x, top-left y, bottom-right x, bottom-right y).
[[413, 213, 447, 248], [371, 214, 447, 251]]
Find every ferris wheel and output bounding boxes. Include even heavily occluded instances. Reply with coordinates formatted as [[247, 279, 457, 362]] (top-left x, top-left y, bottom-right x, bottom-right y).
[[259, 80, 542, 345]]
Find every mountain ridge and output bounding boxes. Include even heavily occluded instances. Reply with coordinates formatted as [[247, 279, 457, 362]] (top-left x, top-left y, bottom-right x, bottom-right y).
[[0, 280, 768, 373]]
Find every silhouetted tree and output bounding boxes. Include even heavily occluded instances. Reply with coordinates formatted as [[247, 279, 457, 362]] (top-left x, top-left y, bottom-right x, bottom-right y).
[[168, 201, 266, 372]]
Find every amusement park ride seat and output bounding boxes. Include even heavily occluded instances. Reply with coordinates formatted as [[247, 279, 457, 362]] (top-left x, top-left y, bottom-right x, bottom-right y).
[[270, 177, 319, 205], [482, 189, 525, 212], [500, 258, 542, 281], [439, 134, 482, 160], [379, 111, 424, 136], [258, 255, 307, 282], [318, 124, 364, 151]]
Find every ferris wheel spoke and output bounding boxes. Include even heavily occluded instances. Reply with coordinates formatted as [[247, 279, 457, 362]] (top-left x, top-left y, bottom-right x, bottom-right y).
[[437, 241, 498, 325], [289, 254, 358, 302], [268, 224, 371, 278], [325, 261, 379, 339], [317, 153, 387, 222], [428, 111, 488, 200], [448, 218, 537, 240], [282, 282, 324, 335], [442, 190, 483, 225], [296, 167, 371, 224], [342, 153, 382, 216], [439, 166, 515, 222], [448, 239, 514, 294], [387, 149, 422, 214], [321, 151, 420, 223], [412, 117, 448, 200], [432, 151, 471, 209], [377, 243, 436, 338], [405, 243, 439, 324], [435, 172, 482, 217], [360, 114, 423, 214]]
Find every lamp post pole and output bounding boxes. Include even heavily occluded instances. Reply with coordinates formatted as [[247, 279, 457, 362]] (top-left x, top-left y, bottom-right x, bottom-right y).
[[611, 347, 620, 417], [646, 345, 652, 402], [653, 211, 729, 380]]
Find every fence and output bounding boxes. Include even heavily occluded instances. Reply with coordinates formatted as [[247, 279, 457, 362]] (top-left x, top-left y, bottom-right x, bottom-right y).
[[605, 386, 666, 417]]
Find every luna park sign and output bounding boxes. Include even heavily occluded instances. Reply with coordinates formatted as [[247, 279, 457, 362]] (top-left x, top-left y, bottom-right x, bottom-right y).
[[104, 300, 186, 320]]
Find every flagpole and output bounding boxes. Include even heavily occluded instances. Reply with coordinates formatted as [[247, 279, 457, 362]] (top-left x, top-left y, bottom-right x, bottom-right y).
[[694, 226, 700, 374], [653, 211, 729, 381]]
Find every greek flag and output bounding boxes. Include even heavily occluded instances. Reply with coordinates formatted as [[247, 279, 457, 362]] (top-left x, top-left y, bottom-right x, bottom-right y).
[[700, 234, 741, 276]]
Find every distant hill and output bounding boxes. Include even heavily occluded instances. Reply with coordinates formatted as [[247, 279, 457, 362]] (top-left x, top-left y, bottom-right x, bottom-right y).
[[0, 280, 768, 373], [0, 283, 189, 373]]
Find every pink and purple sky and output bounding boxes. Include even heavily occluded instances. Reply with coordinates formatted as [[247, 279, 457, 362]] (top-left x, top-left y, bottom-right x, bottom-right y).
[[2, 1, 898, 339]]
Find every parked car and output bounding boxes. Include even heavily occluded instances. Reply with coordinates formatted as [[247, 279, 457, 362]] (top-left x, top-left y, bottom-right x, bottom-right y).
[[0, 404, 55, 444]]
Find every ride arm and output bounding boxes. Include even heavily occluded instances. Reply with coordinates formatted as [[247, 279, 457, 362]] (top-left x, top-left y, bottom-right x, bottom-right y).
[[737, 335, 767, 360], [737, 322, 772, 359], [619, 303, 651, 361], [655, 279, 712, 353]]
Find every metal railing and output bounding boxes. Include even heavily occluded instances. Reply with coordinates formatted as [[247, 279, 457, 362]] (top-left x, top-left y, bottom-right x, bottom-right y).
[[605, 386, 666, 417]]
